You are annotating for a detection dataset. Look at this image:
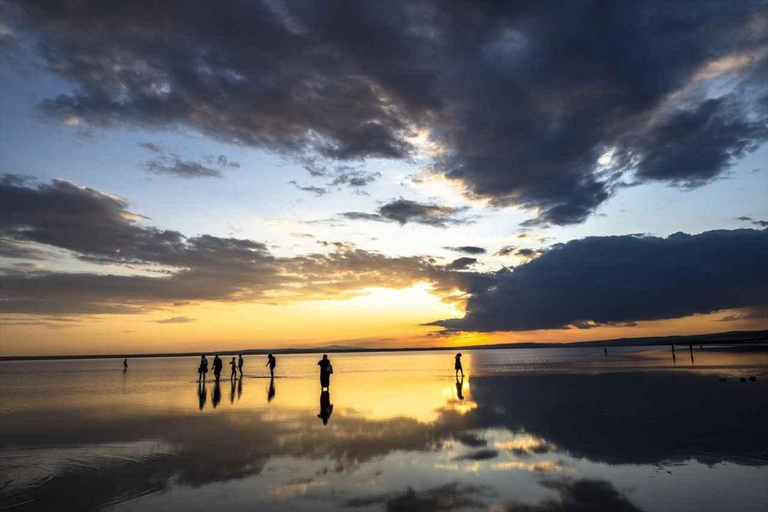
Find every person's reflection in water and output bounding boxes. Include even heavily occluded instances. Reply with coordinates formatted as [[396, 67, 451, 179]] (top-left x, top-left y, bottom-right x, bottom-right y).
[[456, 375, 465, 400], [267, 376, 275, 403], [318, 389, 333, 425], [197, 381, 207, 411], [230, 377, 236, 404], [237, 375, 243, 401], [211, 379, 221, 408]]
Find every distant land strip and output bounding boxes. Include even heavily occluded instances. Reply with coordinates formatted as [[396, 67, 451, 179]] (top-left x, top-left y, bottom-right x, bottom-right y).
[[1, 330, 766, 362]]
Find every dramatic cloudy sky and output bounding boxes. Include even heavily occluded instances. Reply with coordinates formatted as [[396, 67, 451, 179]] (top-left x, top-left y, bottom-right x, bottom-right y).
[[1, 0, 766, 355]]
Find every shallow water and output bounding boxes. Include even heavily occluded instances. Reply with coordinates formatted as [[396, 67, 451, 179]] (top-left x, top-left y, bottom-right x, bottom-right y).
[[1, 347, 767, 511]]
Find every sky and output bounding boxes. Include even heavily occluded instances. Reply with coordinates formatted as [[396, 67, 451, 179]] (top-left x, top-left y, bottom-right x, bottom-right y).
[[1, 0, 767, 356]]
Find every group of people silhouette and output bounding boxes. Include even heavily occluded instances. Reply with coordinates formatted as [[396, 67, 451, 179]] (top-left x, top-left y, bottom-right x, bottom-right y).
[[194, 353, 337, 423]]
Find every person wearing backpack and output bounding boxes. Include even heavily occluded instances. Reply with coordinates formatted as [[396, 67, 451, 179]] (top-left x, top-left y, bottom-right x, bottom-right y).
[[318, 354, 333, 390]]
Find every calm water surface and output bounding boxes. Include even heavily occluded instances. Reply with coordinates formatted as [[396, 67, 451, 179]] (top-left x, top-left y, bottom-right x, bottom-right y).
[[1, 347, 767, 511]]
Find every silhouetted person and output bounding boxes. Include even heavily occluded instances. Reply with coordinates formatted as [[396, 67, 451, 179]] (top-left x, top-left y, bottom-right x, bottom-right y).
[[671, 345, 676, 361], [230, 357, 237, 380], [266, 353, 276, 378], [212, 355, 223, 382], [267, 376, 275, 403], [123, 358, 128, 371], [455, 353, 464, 378], [318, 354, 332, 390], [456, 375, 464, 400], [198, 381, 207, 410], [237, 376, 243, 401], [690, 345, 695, 365], [604, 348, 608, 357], [198, 354, 209, 382], [212, 379, 221, 408], [318, 389, 333, 425], [238, 354, 244, 376], [230, 377, 236, 404]]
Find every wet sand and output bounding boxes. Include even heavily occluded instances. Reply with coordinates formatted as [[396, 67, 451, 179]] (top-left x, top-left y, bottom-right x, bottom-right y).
[[1, 347, 766, 511]]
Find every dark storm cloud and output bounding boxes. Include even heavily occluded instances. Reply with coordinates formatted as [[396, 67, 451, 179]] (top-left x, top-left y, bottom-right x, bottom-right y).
[[0, 177, 474, 315], [139, 143, 238, 179], [446, 257, 477, 271], [8, 0, 765, 224], [435, 229, 768, 331], [443, 246, 486, 255]]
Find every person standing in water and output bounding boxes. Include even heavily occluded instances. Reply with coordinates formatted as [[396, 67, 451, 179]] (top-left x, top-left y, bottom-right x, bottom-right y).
[[455, 353, 464, 378], [123, 358, 128, 371], [198, 354, 209, 382], [230, 357, 238, 380], [266, 353, 276, 378], [238, 354, 244, 376], [212, 355, 223, 382], [318, 354, 332, 390]]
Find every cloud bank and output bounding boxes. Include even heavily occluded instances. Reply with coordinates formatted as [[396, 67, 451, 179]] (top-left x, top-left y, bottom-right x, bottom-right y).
[[435, 229, 768, 331], [5, 0, 766, 224], [0, 176, 474, 315]]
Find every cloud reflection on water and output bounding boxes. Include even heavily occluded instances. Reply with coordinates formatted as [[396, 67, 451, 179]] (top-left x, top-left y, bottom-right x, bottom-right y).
[[1, 352, 767, 511]]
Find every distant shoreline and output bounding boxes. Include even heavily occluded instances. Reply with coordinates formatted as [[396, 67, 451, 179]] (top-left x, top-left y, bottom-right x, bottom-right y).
[[1, 329, 766, 362]]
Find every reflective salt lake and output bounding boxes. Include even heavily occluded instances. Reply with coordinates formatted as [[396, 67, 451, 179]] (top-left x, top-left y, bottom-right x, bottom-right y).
[[1, 346, 767, 511]]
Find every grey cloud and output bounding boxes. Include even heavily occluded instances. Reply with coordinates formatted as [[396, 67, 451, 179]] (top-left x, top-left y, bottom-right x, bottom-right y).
[[435, 229, 768, 331], [736, 216, 768, 228], [140, 143, 239, 179], [340, 212, 387, 223], [451, 449, 498, 461], [720, 306, 768, 322], [288, 180, 328, 196], [8, 1, 765, 224], [145, 159, 223, 179], [0, 238, 58, 261], [155, 316, 195, 324], [346, 482, 490, 511], [328, 166, 381, 188], [379, 199, 471, 227], [343, 199, 472, 227], [446, 257, 477, 271], [502, 478, 644, 512], [443, 246, 486, 255], [494, 246, 516, 257], [515, 248, 543, 259]]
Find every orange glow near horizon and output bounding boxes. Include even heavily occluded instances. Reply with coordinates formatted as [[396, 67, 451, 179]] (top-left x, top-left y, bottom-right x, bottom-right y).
[[1, 284, 766, 356]]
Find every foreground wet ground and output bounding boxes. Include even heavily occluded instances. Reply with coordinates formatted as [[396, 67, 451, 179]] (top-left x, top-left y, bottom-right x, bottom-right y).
[[1, 347, 766, 511]]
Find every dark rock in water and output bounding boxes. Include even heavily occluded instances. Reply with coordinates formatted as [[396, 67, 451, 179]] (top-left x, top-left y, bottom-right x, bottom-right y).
[[740, 377, 746, 382], [749, 376, 756, 382]]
